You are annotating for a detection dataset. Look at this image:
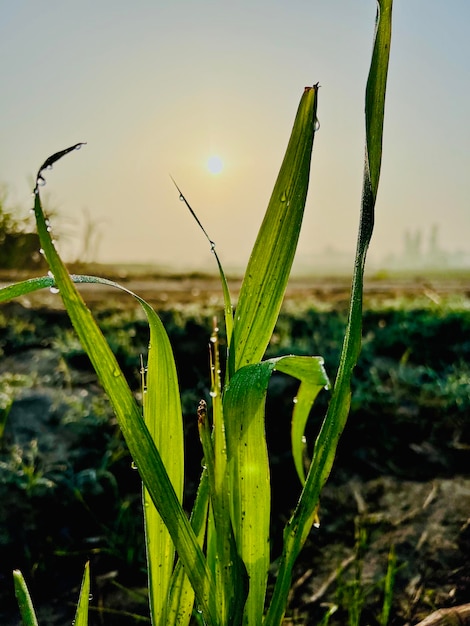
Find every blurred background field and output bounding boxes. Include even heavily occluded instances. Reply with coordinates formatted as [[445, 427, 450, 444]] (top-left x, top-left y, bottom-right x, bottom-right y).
[[0, 270, 469, 625]]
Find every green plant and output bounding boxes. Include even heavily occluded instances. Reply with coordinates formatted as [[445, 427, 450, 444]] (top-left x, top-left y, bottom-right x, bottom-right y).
[[1, 1, 393, 623], [334, 525, 397, 626]]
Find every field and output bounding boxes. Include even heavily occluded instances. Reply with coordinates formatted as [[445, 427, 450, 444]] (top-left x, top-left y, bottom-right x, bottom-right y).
[[1, 270, 469, 625]]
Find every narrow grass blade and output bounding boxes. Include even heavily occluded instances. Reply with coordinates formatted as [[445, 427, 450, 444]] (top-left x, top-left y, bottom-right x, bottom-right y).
[[12, 570, 38, 626], [230, 85, 319, 376], [198, 326, 248, 624], [224, 355, 328, 624], [172, 179, 234, 352], [265, 3, 393, 624], [380, 544, 396, 626], [167, 471, 209, 625], [0, 275, 55, 302], [26, 167, 219, 625], [74, 561, 91, 626]]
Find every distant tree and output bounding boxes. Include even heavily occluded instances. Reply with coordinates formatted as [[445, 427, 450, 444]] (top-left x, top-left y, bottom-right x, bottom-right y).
[[0, 189, 46, 270]]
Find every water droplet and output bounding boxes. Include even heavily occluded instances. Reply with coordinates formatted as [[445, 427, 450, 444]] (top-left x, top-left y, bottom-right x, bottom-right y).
[[88, 593, 93, 601], [37, 177, 46, 187], [29, 208, 35, 214], [47, 270, 54, 279], [210, 335, 217, 343], [313, 520, 321, 529], [293, 396, 298, 404], [39, 248, 45, 256], [179, 194, 184, 201], [49, 286, 60, 294], [280, 191, 287, 202], [75, 144, 83, 150], [131, 461, 138, 470], [209, 390, 217, 398], [314, 118, 321, 131], [46, 164, 53, 171], [113, 369, 121, 378]]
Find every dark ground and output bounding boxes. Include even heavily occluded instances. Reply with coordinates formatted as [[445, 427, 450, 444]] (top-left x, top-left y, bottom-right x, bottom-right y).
[[0, 271, 469, 625]]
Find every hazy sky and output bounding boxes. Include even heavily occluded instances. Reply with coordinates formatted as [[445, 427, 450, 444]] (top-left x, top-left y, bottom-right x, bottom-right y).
[[1, 1, 469, 272]]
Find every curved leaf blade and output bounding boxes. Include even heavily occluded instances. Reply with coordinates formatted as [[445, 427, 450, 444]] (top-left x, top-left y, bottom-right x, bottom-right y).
[[265, 3, 393, 624], [27, 176, 219, 625]]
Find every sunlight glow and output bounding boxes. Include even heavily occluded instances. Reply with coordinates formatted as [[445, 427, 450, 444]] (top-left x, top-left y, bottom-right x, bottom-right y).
[[207, 154, 224, 175]]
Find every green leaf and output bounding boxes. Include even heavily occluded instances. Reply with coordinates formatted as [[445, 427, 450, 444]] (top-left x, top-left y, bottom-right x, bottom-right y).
[[0, 275, 55, 302], [265, 4, 393, 624], [199, 329, 249, 625], [140, 297, 184, 625], [274, 357, 330, 484], [74, 561, 91, 626], [13, 570, 39, 626], [171, 179, 234, 351], [167, 471, 209, 625], [224, 355, 328, 624], [230, 85, 319, 376], [24, 179, 219, 625], [0, 272, 190, 624]]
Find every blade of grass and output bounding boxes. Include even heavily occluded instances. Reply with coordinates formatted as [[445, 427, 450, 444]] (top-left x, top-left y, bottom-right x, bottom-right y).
[[141, 296, 184, 624], [74, 561, 91, 626], [12, 570, 39, 626], [380, 545, 397, 626], [274, 357, 330, 485], [198, 325, 249, 624], [265, 3, 393, 624], [172, 179, 234, 355], [27, 172, 219, 625], [0, 275, 55, 302], [167, 471, 210, 625], [230, 85, 319, 376]]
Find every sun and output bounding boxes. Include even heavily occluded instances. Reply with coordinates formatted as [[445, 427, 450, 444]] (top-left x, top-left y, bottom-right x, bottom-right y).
[[206, 154, 224, 175]]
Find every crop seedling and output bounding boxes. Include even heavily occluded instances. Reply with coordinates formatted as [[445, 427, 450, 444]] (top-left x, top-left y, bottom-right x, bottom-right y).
[[1, 1, 393, 624]]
